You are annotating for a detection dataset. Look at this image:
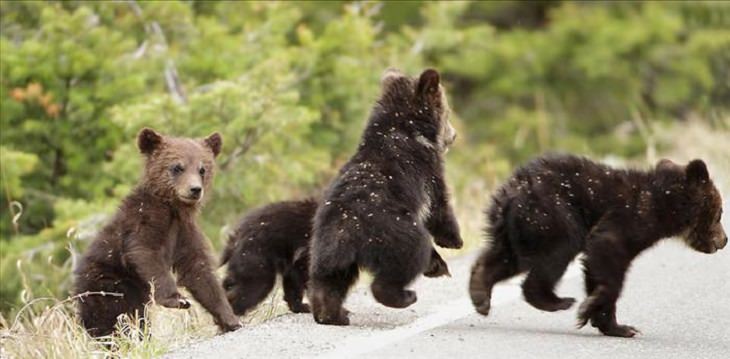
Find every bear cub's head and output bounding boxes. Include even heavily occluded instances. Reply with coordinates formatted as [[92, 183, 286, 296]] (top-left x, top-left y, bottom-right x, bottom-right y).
[[378, 68, 456, 152], [657, 158, 727, 253], [137, 128, 222, 206]]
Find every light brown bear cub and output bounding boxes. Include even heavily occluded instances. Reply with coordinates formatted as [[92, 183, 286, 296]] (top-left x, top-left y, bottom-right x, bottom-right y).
[[74, 128, 241, 337]]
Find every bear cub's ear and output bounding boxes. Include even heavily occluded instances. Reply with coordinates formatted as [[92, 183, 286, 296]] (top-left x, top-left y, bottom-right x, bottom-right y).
[[204, 132, 223, 157], [417, 68, 441, 100], [656, 158, 679, 171], [138, 128, 163, 155], [686, 159, 709, 184], [381, 68, 404, 89]]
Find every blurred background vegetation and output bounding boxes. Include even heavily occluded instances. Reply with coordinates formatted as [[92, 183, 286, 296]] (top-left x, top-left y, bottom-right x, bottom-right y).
[[1, 0, 729, 317]]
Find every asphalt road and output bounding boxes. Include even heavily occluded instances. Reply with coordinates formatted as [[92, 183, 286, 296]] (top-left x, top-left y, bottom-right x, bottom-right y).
[[166, 237, 730, 359]]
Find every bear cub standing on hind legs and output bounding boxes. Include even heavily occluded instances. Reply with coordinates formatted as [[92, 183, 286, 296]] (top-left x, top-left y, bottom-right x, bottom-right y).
[[74, 128, 241, 337], [309, 68, 463, 325], [220, 198, 451, 316], [469, 154, 727, 337]]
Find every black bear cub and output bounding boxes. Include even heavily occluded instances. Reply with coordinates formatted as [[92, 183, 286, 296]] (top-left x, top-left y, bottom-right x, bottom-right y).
[[469, 154, 727, 337], [221, 198, 451, 316], [221, 198, 317, 315], [75, 128, 241, 337], [309, 68, 463, 326]]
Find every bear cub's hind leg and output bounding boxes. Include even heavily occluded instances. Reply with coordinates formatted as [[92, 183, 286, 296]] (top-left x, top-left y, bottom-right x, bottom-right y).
[[310, 264, 358, 326], [469, 244, 521, 316], [522, 256, 576, 312], [283, 267, 310, 313]]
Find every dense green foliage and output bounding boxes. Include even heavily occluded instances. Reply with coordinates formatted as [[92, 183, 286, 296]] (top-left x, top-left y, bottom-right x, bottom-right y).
[[1, 1, 728, 315]]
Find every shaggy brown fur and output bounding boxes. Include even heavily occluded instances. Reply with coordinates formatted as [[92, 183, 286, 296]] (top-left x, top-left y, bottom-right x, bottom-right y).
[[469, 154, 727, 337], [308, 69, 462, 326], [220, 198, 451, 316], [74, 128, 241, 337]]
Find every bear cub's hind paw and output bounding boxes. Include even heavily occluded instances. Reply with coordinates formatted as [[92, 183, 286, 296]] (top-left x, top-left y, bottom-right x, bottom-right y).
[[527, 296, 576, 312], [550, 297, 576, 311], [288, 302, 311, 313], [314, 309, 350, 326], [599, 324, 641, 338], [474, 301, 491, 316]]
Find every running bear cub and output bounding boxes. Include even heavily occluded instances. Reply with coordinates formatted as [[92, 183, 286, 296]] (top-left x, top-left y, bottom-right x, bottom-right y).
[[220, 198, 451, 316], [469, 154, 727, 337], [74, 128, 241, 337], [309, 68, 463, 325]]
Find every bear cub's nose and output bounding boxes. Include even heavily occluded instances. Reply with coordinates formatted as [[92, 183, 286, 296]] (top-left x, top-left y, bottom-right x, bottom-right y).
[[189, 186, 202, 198]]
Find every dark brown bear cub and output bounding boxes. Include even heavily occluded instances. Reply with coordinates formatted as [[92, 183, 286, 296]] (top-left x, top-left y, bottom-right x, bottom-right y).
[[220, 198, 318, 315], [74, 128, 241, 337], [309, 68, 463, 326], [221, 198, 451, 316], [469, 154, 727, 337]]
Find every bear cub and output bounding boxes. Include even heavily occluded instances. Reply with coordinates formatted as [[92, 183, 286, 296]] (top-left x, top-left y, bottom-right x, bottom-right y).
[[221, 198, 451, 316], [74, 128, 241, 337], [309, 68, 463, 326], [469, 154, 727, 337], [221, 198, 318, 315]]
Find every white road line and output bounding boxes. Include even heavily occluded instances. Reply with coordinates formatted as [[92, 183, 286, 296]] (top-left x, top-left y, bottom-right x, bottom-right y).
[[315, 261, 585, 358]]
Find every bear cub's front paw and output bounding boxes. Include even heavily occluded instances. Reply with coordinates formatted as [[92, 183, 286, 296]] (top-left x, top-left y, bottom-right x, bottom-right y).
[[218, 318, 243, 333], [159, 294, 192, 309], [177, 297, 192, 309]]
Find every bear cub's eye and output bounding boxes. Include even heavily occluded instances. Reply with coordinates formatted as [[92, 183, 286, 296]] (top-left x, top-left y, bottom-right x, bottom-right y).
[[199, 167, 206, 177], [171, 164, 185, 175]]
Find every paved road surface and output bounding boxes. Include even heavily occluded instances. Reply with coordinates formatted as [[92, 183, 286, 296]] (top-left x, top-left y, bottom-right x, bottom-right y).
[[167, 238, 730, 359]]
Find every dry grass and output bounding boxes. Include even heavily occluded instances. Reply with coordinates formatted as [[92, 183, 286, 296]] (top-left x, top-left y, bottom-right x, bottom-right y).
[[0, 280, 290, 359], [655, 119, 730, 194], [451, 179, 492, 252]]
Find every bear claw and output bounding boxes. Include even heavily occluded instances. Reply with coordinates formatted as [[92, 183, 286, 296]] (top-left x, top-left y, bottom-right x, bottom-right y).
[[178, 298, 191, 309]]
